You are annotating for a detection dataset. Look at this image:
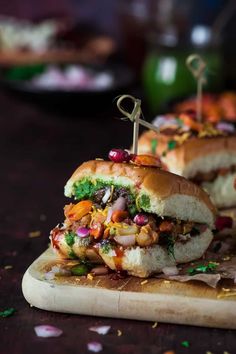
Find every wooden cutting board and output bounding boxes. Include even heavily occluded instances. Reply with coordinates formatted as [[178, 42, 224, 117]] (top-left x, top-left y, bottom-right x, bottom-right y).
[[22, 248, 236, 329]]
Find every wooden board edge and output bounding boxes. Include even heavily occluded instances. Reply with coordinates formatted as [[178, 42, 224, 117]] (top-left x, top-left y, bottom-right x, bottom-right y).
[[22, 259, 236, 329]]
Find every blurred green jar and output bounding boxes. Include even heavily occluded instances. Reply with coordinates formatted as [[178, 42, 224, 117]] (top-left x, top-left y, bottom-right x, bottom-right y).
[[143, 27, 222, 114]]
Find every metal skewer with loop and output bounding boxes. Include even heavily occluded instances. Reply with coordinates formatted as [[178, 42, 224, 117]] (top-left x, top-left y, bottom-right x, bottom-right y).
[[186, 54, 207, 123], [116, 94, 160, 155]]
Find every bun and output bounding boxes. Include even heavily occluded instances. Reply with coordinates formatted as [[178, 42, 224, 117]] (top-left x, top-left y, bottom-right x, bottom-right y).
[[65, 160, 216, 227], [138, 131, 236, 178], [99, 228, 213, 277]]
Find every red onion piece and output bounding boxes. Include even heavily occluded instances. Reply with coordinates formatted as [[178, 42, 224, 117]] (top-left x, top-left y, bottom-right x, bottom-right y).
[[102, 188, 111, 204], [114, 235, 136, 246], [87, 341, 103, 352], [108, 149, 130, 163], [76, 227, 90, 238], [162, 266, 179, 276], [105, 207, 113, 224], [112, 196, 126, 211], [134, 213, 149, 226], [34, 325, 63, 338], [89, 325, 111, 335], [216, 122, 235, 133], [215, 216, 233, 231]]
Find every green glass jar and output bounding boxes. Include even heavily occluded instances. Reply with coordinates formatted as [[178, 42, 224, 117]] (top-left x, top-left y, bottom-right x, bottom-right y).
[[143, 35, 222, 114]]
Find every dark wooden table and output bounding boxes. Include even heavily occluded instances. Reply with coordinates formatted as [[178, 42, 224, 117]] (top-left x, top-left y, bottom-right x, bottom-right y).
[[0, 89, 235, 354]]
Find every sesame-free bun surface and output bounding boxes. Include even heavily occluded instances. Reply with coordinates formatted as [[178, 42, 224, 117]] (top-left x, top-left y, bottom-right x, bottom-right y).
[[65, 160, 216, 228], [138, 130, 236, 178]]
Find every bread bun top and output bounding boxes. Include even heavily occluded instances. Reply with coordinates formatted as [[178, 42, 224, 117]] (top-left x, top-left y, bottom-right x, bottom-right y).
[[65, 160, 216, 228], [138, 130, 236, 178]]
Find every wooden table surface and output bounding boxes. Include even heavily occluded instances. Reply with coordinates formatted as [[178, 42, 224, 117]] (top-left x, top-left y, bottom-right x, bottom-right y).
[[0, 89, 235, 354]]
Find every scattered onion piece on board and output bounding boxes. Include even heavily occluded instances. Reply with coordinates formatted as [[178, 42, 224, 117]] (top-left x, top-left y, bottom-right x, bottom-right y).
[[34, 325, 63, 338], [89, 325, 111, 335], [87, 341, 103, 352]]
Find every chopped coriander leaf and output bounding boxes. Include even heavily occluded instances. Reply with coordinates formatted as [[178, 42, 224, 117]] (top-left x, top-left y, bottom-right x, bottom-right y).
[[181, 341, 190, 348], [0, 308, 16, 317], [68, 250, 77, 259], [167, 140, 177, 150], [65, 231, 76, 247], [187, 262, 218, 276], [151, 139, 158, 154], [166, 234, 175, 259], [100, 240, 113, 254], [71, 264, 89, 276], [139, 195, 151, 210]]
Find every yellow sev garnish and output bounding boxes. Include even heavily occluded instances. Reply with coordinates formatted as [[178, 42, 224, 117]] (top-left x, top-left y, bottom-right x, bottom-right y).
[[198, 123, 225, 138]]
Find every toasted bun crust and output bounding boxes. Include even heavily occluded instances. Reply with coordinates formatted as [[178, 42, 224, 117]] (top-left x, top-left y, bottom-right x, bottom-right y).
[[65, 160, 216, 227], [99, 228, 213, 277], [138, 130, 236, 178]]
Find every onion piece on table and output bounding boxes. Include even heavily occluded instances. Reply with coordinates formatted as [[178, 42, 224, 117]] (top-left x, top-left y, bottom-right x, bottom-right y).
[[87, 341, 103, 352], [89, 325, 111, 335], [34, 325, 63, 338]]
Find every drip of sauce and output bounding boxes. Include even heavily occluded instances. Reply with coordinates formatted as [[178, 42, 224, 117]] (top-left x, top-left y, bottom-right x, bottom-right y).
[[113, 247, 124, 271]]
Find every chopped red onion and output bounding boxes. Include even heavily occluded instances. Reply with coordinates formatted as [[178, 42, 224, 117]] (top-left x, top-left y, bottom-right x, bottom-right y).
[[134, 213, 149, 226], [102, 188, 111, 204], [216, 122, 235, 133], [87, 341, 103, 352], [114, 235, 136, 246], [105, 207, 113, 224], [112, 197, 126, 211], [76, 227, 90, 238], [162, 266, 179, 276], [89, 325, 111, 335], [34, 325, 63, 338], [215, 216, 233, 231]]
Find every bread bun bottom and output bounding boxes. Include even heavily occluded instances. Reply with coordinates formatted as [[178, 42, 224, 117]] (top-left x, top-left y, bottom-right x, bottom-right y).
[[99, 228, 213, 277]]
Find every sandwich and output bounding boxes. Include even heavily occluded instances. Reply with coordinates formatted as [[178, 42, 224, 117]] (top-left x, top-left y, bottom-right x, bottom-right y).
[[50, 156, 216, 278], [174, 92, 236, 122], [138, 112, 236, 209]]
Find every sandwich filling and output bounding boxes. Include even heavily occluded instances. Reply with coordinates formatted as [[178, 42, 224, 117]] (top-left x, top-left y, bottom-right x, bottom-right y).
[[50, 179, 208, 266]]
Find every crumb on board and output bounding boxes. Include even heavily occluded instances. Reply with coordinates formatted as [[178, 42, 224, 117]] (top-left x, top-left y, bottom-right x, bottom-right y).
[[164, 280, 171, 285], [152, 322, 158, 328], [29, 230, 41, 238], [141, 280, 148, 285], [117, 330, 122, 337], [87, 273, 94, 281], [222, 288, 231, 292], [222, 256, 231, 261], [4, 265, 13, 270]]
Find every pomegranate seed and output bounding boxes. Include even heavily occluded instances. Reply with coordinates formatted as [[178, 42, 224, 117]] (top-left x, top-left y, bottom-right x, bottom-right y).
[[215, 216, 233, 231], [134, 213, 149, 226], [108, 149, 130, 163]]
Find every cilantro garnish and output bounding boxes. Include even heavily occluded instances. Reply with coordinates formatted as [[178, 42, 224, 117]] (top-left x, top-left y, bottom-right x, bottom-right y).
[[65, 231, 76, 247], [68, 250, 77, 259], [187, 262, 218, 276], [0, 308, 16, 317], [166, 234, 175, 259], [167, 140, 177, 150], [151, 139, 158, 154], [100, 240, 113, 254], [181, 340, 190, 348]]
